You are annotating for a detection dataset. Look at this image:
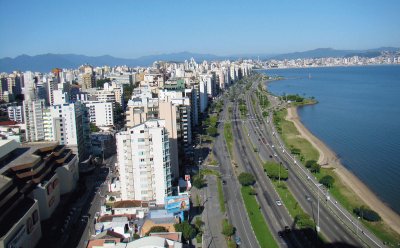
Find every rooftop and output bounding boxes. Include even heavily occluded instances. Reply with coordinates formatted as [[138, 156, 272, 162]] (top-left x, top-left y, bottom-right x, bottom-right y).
[[113, 200, 149, 208], [6, 141, 58, 169], [0, 197, 36, 237]]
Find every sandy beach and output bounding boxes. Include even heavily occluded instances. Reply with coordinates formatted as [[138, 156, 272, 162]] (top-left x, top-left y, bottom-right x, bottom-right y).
[[286, 106, 400, 234]]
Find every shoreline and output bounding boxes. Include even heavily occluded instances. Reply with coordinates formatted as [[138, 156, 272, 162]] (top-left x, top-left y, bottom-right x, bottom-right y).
[[286, 106, 400, 234]]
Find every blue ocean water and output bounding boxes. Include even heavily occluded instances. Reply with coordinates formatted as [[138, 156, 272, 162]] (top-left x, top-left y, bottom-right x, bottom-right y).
[[263, 65, 400, 214]]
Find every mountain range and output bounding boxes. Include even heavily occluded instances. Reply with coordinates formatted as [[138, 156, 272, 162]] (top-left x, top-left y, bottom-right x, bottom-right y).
[[0, 47, 398, 73]]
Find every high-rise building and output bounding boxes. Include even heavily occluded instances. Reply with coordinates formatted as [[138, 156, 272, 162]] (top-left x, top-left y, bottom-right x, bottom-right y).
[[85, 101, 114, 127], [7, 105, 24, 123], [116, 120, 172, 205], [59, 102, 91, 162], [23, 100, 46, 142], [0, 140, 79, 248], [82, 73, 96, 90]]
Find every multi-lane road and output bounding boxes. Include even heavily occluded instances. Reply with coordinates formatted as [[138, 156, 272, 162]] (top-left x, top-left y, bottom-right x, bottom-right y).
[[230, 74, 383, 247]]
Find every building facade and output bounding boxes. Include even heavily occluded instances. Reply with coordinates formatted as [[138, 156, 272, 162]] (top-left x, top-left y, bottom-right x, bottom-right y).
[[116, 120, 172, 205]]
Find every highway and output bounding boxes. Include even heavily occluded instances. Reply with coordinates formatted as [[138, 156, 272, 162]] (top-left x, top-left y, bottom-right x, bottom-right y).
[[211, 97, 260, 248], [238, 74, 383, 247], [228, 79, 316, 248]]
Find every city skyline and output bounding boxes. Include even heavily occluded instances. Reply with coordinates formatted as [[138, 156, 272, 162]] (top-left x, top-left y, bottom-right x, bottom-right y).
[[1, 0, 400, 58]]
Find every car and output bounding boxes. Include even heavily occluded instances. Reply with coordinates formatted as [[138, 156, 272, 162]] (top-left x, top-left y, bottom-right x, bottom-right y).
[[274, 153, 278, 157], [278, 231, 283, 237], [276, 200, 282, 206], [222, 180, 226, 185], [271, 145, 275, 148], [284, 226, 291, 233], [235, 236, 241, 245]]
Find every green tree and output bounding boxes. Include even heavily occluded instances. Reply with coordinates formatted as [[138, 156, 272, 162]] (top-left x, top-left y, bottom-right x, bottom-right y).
[[146, 226, 168, 235], [294, 213, 315, 229], [319, 175, 335, 188], [194, 217, 204, 231], [174, 221, 197, 241], [290, 147, 301, 155], [207, 126, 218, 137], [221, 219, 235, 237], [353, 206, 381, 222], [238, 172, 256, 186], [192, 174, 206, 189], [310, 163, 321, 173], [263, 161, 288, 181], [305, 160, 317, 169], [90, 122, 100, 132], [113, 102, 124, 128], [96, 78, 111, 88]]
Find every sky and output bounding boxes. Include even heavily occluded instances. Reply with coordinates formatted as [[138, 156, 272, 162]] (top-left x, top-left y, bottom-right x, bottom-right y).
[[0, 0, 399, 58]]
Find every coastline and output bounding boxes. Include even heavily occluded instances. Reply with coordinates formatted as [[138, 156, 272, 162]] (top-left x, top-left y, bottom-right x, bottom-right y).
[[286, 106, 400, 234]]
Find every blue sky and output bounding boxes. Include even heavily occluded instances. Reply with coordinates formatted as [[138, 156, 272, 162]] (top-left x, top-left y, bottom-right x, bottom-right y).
[[0, 0, 399, 58]]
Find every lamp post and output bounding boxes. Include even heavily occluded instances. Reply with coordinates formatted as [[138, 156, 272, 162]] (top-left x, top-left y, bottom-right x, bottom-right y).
[[101, 139, 105, 165], [316, 183, 323, 232]]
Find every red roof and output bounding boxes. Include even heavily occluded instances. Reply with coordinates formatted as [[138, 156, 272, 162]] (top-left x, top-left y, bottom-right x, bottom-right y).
[[0, 121, 18, 126]]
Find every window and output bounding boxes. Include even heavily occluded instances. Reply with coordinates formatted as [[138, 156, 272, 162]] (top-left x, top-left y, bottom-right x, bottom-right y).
[[140, 130, 144, 133], [32, 210, 39, 224], [47, 184, 53, 195], [138, 138, 145, 142], [26, 217, 33, 234]]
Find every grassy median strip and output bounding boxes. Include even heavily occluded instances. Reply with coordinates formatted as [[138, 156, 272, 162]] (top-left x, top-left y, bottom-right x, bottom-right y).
[[224, 123, 233, 157], [272, 181, 315, 229], [217, 178, 226, 213], [201, 168, 226, 213], [274, 108, 400, 245], [241, 186, 279, 248]]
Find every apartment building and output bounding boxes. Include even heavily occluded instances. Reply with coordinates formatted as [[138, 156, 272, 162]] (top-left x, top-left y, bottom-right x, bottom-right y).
[[116, 120, 172, 205]]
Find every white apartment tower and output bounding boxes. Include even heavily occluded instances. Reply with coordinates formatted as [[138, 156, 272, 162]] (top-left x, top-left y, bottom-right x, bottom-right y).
[[85, 101, 114, 127], [23, 100, 46, 142], [7, 106, 24, 123], [116, 120, 172, 205]]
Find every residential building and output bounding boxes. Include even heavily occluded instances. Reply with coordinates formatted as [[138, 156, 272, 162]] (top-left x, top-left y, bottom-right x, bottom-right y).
[[0, 140, 79, 247], [85, 101, 114, 127], [7, 105, 24, 123], [23, 99, 46, 142], [116, 120, 172, 205]]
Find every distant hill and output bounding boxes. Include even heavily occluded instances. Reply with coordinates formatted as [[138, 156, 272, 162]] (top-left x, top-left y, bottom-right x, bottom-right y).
[[1, 47, 398, 73], [269, 47, 399, 60], [0, 52, 229, 73]]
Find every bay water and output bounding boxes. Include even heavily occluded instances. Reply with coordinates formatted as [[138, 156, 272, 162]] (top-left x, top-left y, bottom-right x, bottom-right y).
[[263, 65, 400, 214]]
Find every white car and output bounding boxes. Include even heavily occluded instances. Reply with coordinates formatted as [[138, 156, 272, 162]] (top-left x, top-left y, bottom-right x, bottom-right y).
[[276, 200, 282, 206]]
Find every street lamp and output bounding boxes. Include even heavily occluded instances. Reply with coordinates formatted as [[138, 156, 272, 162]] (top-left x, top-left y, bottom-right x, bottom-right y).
[[278, 162, 282, 185], [316, 183, 323, 232]]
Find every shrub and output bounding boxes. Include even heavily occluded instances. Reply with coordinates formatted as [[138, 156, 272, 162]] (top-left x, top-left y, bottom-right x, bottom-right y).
[[193, 174, 206, 189], [305, 160, 317, 168], [238, 172, 256, 186], [319, 175, 335, 188], [174, 221, 197, 241], [222, 219, 236, 237], [263, 161, 288, 181], [146, 226, 168, 235], [294, 213, 315, 229], [353, 206, 381, 222]]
